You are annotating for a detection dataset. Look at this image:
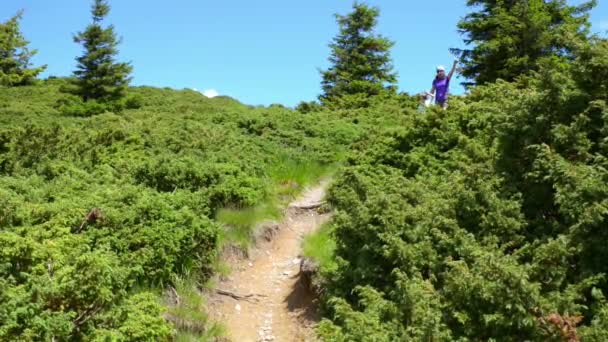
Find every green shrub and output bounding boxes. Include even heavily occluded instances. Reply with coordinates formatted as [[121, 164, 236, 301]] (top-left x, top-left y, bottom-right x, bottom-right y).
[[0, 82, 361, 339], [317, 38, 608, 340]]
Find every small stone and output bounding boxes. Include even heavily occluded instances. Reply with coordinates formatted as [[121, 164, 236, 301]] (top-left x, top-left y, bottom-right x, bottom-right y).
[[248, 262, 253, 267], [235, 304, 241, 312], [283, 271, 291, 276], [265, 336, 275, 341]]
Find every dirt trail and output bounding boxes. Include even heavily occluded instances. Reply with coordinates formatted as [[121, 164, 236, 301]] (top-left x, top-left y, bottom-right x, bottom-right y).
[[209, 180, 331, 342]]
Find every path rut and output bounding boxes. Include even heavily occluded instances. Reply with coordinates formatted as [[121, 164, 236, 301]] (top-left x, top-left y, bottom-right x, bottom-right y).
[[209, 180, 331, 342]]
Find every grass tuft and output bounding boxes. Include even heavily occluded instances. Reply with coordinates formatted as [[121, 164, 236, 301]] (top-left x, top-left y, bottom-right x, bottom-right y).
[[216, 201, 281, 249], [302, 222, 337, 273], [216, 157, 336, 249], [166, 277, 226, 341]]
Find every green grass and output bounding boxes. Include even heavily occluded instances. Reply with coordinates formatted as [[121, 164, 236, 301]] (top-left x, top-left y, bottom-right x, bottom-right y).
[[216, 201, 281, 228], [216, 201, 281, 249], [302, 222, 337, 273], [269, 157, 335, 199], [0, 80, 366, 340], [167, 277, 226, 341], [216, 157, 336, 249]]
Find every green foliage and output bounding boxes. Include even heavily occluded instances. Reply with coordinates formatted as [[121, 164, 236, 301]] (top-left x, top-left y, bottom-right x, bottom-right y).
[[0, 10, 46, 86], [216, 158, 334, 249], [56, 92, 143, 117], [317, 37, 608, 340], [166, 277, 225, 341], [320, 2, 397, 105], [317, 286, 409, 342], [216, 202, 281, 249], [0, 80, 362, 340], [455, 0, 596, 86], [68, 0, 132, 109], [303, 223, 337, 274], [93, 292, 174, 341], [4, 5, 606, 340], [269, 157, 334, 198], [295, 100, 323, 113]]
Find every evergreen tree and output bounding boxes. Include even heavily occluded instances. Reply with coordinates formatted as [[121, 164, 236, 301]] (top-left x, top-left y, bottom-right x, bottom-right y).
[[454, 0, 596, 86], [320, 2, 397, 103], [72, 0, 132, 102], [0, 11, 46, 86]]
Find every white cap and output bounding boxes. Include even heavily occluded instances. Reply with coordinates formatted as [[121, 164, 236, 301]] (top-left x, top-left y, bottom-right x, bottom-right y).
[[436, 65, 446, 72]]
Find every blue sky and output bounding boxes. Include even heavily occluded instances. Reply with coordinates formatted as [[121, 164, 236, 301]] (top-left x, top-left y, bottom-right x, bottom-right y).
[[3, 1, 607, 106]]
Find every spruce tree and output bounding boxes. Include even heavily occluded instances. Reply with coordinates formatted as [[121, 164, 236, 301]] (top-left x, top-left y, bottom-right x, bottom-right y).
[[0, 11, 46, 86], [72, 0, 132, 102], [455, 0, 596, 86], [320, 2, 397, 103]]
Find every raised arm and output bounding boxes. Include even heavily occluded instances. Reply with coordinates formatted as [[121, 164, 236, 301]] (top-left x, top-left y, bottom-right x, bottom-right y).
[[448, 59, 458, 80]]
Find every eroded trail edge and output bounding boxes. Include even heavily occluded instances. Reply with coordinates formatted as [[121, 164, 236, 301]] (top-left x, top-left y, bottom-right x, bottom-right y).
[[209, 180, 331, 342]]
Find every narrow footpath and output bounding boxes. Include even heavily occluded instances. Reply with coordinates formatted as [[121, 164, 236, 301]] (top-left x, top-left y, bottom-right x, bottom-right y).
[[209, 180, 331, 342]]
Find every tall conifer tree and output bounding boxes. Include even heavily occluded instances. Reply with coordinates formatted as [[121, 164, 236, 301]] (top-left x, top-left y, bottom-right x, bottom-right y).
[[320, 2, 397, 102], [0, 11, 46, 86], [455, 0, 596, 86], [72, 0, 132, 102]]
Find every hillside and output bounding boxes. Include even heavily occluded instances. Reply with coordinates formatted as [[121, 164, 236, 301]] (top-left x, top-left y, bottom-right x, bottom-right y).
[[311, 42, 608, 341], [0, 79, 374, 340], [3, 0, 608, 340]]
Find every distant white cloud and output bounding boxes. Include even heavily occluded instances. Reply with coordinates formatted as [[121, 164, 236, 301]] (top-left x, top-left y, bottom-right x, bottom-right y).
[[202, 89, 219, 98]]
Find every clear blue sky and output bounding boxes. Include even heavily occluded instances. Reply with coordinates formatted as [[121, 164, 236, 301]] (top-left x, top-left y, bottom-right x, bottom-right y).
[[3, 1, 607, 106]]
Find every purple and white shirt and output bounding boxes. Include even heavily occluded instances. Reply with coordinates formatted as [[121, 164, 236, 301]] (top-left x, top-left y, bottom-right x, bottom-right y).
[[433, 76, 450, 102]]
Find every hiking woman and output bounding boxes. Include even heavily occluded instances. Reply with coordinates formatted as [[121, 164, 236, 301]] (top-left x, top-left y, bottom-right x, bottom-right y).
[[430, 59, 458, 109]]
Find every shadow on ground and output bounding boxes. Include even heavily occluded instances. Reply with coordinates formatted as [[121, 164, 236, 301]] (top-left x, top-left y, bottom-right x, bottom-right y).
[[285, 272, 321, 323]]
